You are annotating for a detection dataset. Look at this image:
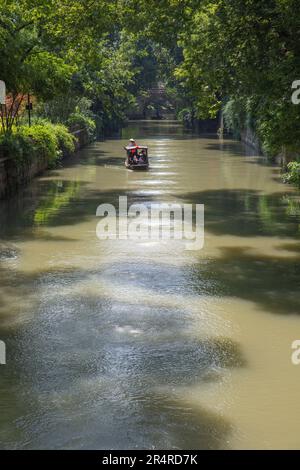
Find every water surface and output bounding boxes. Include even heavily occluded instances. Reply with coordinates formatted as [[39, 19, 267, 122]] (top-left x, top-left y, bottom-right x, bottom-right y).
[[0, 121, 300, 449]]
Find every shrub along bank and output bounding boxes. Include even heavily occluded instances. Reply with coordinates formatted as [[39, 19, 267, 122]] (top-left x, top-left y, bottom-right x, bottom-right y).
[[0, 120, 92, 199], [0, 123, 75, 167]]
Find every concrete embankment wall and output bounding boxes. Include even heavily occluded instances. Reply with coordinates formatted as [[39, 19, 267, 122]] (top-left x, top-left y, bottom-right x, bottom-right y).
[[240, 126, 298, 167], [0, 128, 89, 200], [240, 127, 262, 156]]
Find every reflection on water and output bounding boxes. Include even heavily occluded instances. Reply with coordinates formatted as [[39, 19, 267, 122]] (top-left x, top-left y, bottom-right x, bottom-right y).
[[0, 121, 300, 449]]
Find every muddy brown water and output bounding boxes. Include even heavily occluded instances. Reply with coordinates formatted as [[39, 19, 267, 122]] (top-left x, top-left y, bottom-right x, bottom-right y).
[[0, 121, 300, 449]]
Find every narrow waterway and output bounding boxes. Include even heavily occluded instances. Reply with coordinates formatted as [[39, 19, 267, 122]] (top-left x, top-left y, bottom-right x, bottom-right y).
[[0, 121, 300, 449]]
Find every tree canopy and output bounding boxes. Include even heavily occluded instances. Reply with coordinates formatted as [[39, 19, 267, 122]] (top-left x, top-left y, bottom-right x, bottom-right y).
[[1, 0, 300, 154]]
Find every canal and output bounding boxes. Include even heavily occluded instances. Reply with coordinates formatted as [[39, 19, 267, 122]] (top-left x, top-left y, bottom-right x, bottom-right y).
[[0, 121, 300, 449]]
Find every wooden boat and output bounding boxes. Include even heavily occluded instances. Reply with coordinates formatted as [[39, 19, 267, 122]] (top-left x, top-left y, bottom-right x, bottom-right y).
[[124, 145, 149, 170]]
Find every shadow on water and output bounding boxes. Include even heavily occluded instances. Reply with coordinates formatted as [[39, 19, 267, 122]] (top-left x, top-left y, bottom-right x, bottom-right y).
[[204, 141, 246, 156], [1, 180, 299, 321], [90, 156, 124, 167], [181, 189, 300, 239], [2, 183, 300, 240], [122, 120, 220, 141], [0, 179, 88, 239], [0, 266, 244, 448], [76, 149, 125, 167], [278, 242, 300, 253], [193, 246, 300, 315], [0, 183, 168, 239], [133, 395, 232, 450]]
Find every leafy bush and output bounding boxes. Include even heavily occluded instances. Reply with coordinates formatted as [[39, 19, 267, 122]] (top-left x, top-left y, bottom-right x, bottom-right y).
[[48, 123, 75, 157], [0, 122, 75, 167], [67, 112, 96, 140], [283, 161, 300, 187], [0, 131, 31, 161], [18, 125, 58, 163]]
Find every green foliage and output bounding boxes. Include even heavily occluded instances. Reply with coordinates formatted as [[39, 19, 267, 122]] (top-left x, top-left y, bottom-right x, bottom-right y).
[[48, 123, 76, 157], [0, 0, 116, 96], [67, 113, 96, 140], [283, 161, 300, 187], [2, 0, 300, 165], [222, 99, 247, 139], [120, 0, 193, 48], [0, 1, 192, 134], [84, 34, 138, 131], [0, 131, 32, 162], [18, 125, 59, 163], [0, 123, 75, 167], [0, 0, 125, 133], [0, 2, 72, 97], [177, 108, 194, 127], [37, 94, 92, 124], [134, 0, 300, 158]]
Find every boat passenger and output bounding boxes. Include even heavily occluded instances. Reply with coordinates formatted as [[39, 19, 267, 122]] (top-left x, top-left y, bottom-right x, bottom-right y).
[[128, 138, 137, 147], [133, 153, 140, 164], [140, 149, 147, 162]]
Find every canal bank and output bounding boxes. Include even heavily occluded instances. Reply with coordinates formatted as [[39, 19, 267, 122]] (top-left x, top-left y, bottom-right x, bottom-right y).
[[0, 127, 90, 200], [237, 124, 299, 169]]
